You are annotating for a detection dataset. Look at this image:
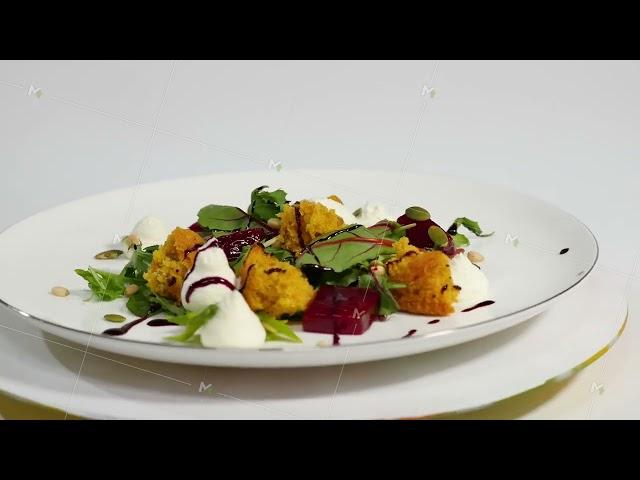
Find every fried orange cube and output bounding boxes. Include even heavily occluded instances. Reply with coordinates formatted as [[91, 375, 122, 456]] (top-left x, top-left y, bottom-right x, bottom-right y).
[[279, 200, 346, 254], [144, 227, 204, 301], [239, 244, 315, 318], [387, 240, 458, 316]]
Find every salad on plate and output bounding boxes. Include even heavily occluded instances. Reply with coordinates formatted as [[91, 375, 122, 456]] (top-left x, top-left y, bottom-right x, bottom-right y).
[[71, 186, 493, 348]]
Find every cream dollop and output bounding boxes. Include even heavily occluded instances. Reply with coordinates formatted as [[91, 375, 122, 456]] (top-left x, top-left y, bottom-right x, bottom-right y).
[[449, 253, 489, 310], [123, 216, 168, 258], [180, 238, 266, 348], [181, 238, 236, 312], [198, 290, 266, 348], [354, 202, 389, 227]]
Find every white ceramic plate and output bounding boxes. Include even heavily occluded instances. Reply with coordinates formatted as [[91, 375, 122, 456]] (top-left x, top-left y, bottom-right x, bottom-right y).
[[0, 170, 598, 368]]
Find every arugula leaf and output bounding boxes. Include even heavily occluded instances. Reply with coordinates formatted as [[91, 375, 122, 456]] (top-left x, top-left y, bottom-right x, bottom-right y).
[[124, 281, 186, 317], [452, 233, 470, 248], [166, 305, 218, 343], [319, 265, 364, 287], [197, 205, 251, 232], [248, 186, 287, 222], [121, 245, 158, 280], [296, 226, 396, 273], [358, 271, 405, 316], [259, 313, 302, 343], [75, 268, 126, 301], [126, 288, 153, 317], [151, 292, 187, 316], [451, 217, 494, 237], [264, 245, 295, 264], [367, 220, 408, 242]]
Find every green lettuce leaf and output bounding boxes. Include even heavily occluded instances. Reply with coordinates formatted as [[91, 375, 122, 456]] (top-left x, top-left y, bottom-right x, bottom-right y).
[[197, 205, 251, 232], [166, 305, 218, 343], [259, 313, 302, 343], [248, 186, 287, 222], [452, 233, 470, 248], [358, 271, 405, 316], [451, 217, 494, 237], [296, 226, 396, 273], [75, 268, 126, 301]]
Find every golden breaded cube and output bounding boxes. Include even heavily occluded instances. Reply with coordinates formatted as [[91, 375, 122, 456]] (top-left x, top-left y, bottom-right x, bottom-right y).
[[239, 244, 315, 318], [387, 241, 458, 316], [279, 200, 346, 254], [144, 227, 204, 302]]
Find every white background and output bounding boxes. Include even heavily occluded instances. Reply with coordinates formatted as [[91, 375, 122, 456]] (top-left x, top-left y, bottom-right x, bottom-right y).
[[0, 60, 638, 418]]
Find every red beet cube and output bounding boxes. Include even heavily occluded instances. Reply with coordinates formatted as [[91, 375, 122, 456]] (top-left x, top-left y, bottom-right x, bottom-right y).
[[303, 285, 380, 335]]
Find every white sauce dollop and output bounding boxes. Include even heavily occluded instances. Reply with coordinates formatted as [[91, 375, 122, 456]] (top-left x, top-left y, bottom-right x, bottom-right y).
[[198, 290, 266, 348], [180, 237, 265, 348], [123, 216, 168, 258], [181, 239, 236, 312], [354, 202, 389, 226], [449, 253, 489, 310]]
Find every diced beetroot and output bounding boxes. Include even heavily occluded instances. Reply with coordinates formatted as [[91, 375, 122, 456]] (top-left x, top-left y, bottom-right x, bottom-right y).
[[216, 228, 272, 261], [303, 285, 380, 335], [396, 214, 460, 257]]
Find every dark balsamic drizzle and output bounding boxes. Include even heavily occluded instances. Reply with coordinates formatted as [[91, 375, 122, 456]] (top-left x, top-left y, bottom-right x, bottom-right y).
[[147, 319, 178, 327], [428, 319, 440, 324], [461, 300, 495, 312], [559, 248, 570, 255], [184, 237, 220, 280], [293, 205, 306, 250], [103, 315, 149, 336], [403, 329, 417, 338], [185, 276, 235, 303], [332, 333, 341, 345]]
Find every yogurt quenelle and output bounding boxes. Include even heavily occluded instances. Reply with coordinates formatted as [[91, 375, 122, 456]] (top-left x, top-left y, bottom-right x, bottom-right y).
[[122, 216, 169, 258], [449, 253, 489, 310], [180, 237, 265, 348], [310, 198, 389, 227]]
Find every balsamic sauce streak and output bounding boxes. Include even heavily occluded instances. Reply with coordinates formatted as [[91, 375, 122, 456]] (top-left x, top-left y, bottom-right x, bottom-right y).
[[461, 300, 495, 312], [559, 248, 570, 255], [403, 329, 417, 338], [147, 318, 178, 327], [185, 276, 235, 303], [294, 205, 306, 250], [103, 315, 150, 336], [428, 319, 440, 324]]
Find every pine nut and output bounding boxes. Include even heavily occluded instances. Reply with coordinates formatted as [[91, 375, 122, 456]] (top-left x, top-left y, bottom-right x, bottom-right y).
[[467, 251, 484, 263], [125, 284, 140, 296], [51, 286, 70, 297]]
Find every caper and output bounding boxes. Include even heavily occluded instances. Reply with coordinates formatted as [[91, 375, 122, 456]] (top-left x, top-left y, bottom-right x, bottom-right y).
[[405, 206, 431, 222], [104, 314, 126, 323], [428, 225, 448, 247], [94, 249, 124, 260]]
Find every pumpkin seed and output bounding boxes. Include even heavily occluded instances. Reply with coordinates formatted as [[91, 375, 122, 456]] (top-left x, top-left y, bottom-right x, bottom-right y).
[[104, 314, 126, 323], [428, 225, 448, 247], [405, 206, 431, 222], [94, 249, 124, 260]]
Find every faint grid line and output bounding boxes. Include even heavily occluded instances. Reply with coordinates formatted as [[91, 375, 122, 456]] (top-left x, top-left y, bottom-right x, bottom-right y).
[[62, 61, 177, 420], [0, 79, 25, 89], [121, 61, 177, 231], [585, 249, 640, 420], [327, 60, 441, 419], [49, 95, 151, 129], [0, 321, 191, 386]]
